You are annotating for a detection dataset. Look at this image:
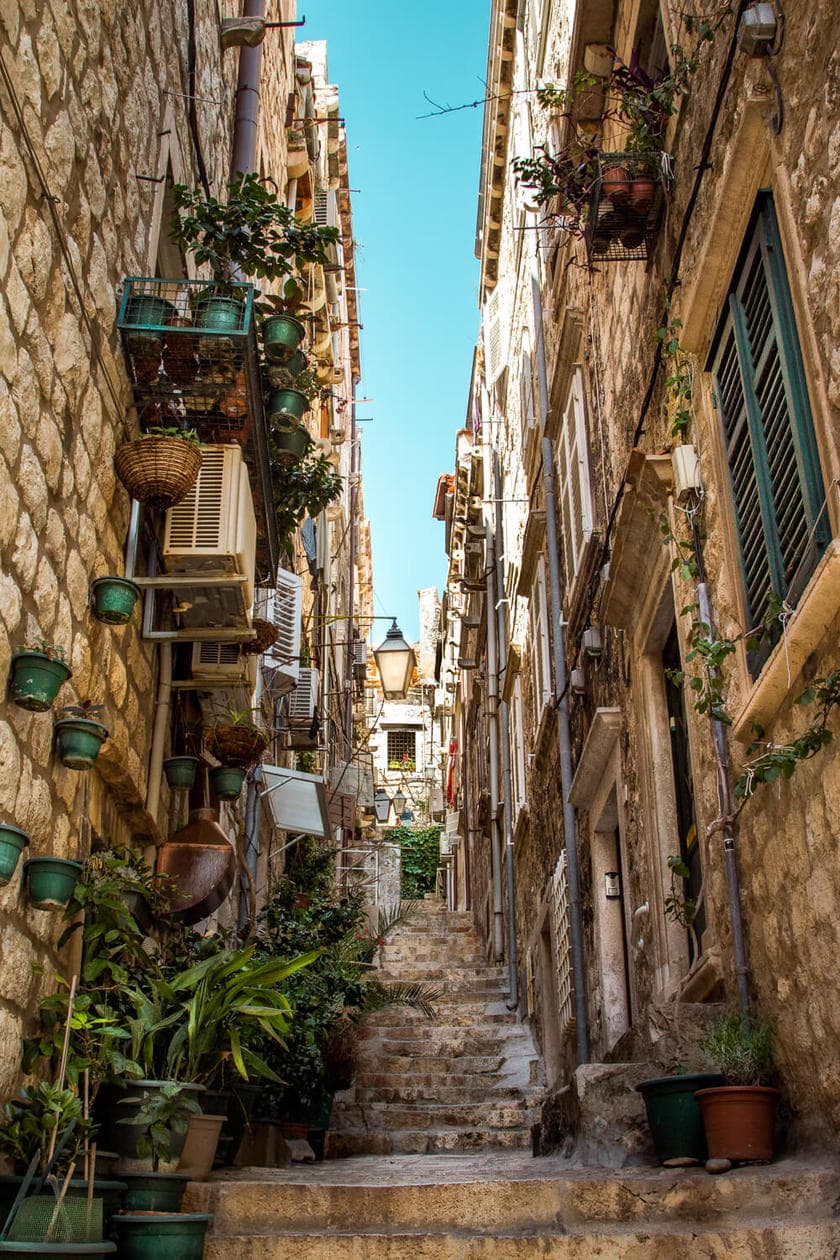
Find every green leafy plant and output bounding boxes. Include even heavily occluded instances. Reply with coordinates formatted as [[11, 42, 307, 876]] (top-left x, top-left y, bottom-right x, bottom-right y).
[[126, 1082, 202, 1172], [388, 824, 442, 900], [735, 672, 840, 800], [143, 425, 201, 444], [656, 300, 695, 439], [0, 1082, 93, 1175], [663, 854, 696, 928], [271, 449, 343, 551], [17, 639, 68, 664], [702, 1012, 776, 1086]]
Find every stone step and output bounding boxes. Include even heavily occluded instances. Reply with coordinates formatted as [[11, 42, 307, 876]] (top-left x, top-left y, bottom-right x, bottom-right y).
[[376, 963, 500, 979], [330, 1102, 533, 1131], [361, 1008, 519, 1029], [326, 1127, 534, 1156], [188, 1158, 840, 1238], [376, 975, 508, 995], [359, 1053, 526, 1076], [346, 1083, 530, 1105], [352, 1070, 536, 1093], [359, 1033, 535, 1058]]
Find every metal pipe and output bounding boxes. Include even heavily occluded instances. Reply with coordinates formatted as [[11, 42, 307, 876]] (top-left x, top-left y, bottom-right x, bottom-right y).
[[493, 454, 519, 1009], [145, 642, 172, 825], [230, 0, 266, 180], [542, 437, 589, 1064], [484, 524, 505, 962]]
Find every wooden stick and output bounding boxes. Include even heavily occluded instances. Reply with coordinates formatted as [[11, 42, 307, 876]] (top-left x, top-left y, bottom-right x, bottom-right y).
[[86, 1143, 96, 1235], [82, 1070, 89, 1184], [56, 975, 78, 1092], [45, 1159, 75, 1242]]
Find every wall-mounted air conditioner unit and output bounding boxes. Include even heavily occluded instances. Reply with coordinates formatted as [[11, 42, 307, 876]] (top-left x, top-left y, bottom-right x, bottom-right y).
[[162, 446, 256, 628], [281, 666, 320, 749], [191, 641, 258, 689], [259, 569, 303, 695], [352, 637, 367, 679]]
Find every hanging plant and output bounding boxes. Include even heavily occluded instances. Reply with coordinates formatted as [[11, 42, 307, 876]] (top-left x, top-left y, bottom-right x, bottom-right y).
[[8, 640, 71, 712], [54, 700, 109, 770]]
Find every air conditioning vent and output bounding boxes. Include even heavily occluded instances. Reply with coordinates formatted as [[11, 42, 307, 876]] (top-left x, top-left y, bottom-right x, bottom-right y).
[[191, 641, 258, 689], [259, 569, 303, 695], [287, 667, 319, 724]]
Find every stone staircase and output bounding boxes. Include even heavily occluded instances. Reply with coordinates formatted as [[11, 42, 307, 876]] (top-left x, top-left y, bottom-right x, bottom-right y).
[[326, 899, 543, 1156]]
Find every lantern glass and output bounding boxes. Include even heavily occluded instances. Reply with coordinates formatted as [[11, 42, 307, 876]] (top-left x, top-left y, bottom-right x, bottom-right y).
[[373, 620, 416, 699], [392, 789, 407, 816], [373, 788, 391, 824]]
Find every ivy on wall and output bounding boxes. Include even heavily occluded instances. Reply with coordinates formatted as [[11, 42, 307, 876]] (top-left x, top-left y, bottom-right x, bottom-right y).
[[387, 825, 442, 900]]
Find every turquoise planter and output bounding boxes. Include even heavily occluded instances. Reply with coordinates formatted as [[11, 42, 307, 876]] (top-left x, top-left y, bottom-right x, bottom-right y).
[[90, 576, 140, 625], [284, 348, 308, 377], [0, 1245, 115, 1257], [124, 294, 176, 330], [162, 755, 200, 790], [119, 1172, 190, 1214], [8, 652, 71, 712], [267, 386, 309, 422], [24, 857, 82, 910], [194, 294, 245, 331], [636, 1073, 725, 1164], [262, 313, 305, 363], [54, 719, 109, 770], [0, 824, 28, 886], [270, 419, 312, 466], [211, 765, 246, 801], [112, 1214, 210, 1260]]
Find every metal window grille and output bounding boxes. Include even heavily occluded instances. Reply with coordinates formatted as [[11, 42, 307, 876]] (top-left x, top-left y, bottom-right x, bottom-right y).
[[387, 730, 417, 766], [550, 850, 575, 1036]]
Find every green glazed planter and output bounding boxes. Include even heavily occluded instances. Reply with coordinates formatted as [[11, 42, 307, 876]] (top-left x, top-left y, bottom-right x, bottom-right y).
[[262, 313, 305, 363], [9, 652, 71, 712], [0, 1244, 116, 1257], [124, 294, 176, 330], [119, 1172, 190, 1214], [90, 576, 141, 625], [194, 294, 245, 331], [211, 765, 246, 801], [267, 386, 309, 422], [112, 1214, 211, 1260], [24, 857, 82, 910], [54, 719, 109, 770], [284, 348, 308, 377], [162, 755, 200, 790], [271, 420, 312, 466], [0, 824, 28, 886], [636, 1073, 725, 1164]]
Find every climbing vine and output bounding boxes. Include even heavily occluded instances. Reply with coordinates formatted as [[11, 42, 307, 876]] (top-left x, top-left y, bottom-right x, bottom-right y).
[[388, 825, 442, 901]]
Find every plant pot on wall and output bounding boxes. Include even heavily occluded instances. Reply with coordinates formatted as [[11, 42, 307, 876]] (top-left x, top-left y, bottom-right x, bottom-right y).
[[24, 857, 82, 910], [8, 652, 72, 712], [210, 766, 246, 801], [114, 437, 202, 510], [636, 1073, 725, 1165], [695, 1085, 780, 1163], [54, 719, 109, 771], [267, 387, 310, 423], [90, 576, 141, 625], [193, 292, 245, 331], [162, 756, 200, 791], [270, 419, 312, 466], [0, 825, 28, 887], [262, 314, 305, 363]]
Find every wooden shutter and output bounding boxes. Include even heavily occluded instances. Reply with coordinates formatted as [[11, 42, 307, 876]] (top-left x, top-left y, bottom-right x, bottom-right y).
[[483, 287, 505, 386], [711, 194, 828, 662], [557, 368, 593, 587]]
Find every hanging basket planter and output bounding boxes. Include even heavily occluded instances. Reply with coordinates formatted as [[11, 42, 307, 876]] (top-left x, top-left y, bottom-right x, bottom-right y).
[[206, 724, 268, 768], [24, 857, 82, 910], [210, 765, 246, 801], [8, 651, 71, 712], [0, 824, 28, 887], [114, 437, 202, 510], [267, 386, 310, 423], [90, 576, 141, 626], [162, 755, 200, 790], [54, 718, 109, 770], [240, 618, 280, 656], [262, 314, 306, 364]]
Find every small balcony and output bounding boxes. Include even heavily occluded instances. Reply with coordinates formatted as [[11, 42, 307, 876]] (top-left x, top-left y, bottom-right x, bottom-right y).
[[585, 152, 668, 264]]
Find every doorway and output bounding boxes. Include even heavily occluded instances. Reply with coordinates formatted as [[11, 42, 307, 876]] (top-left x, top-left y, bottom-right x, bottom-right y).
[[592, 789, 633, 1052], [662, 623, 704, 960]]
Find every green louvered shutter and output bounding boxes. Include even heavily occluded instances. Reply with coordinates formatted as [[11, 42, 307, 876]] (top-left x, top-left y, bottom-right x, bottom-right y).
[[710, 194, 828, 673]]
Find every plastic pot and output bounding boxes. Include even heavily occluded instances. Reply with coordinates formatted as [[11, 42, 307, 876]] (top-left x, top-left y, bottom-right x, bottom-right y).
[[696, 1085, 780, 1162], [124, 294, 176, 330], [267, 386, 309, 423], [601, 163, 632, 205], [119, 1171, 190, 1214], [24, 857, 82, 910], [270, 420, 311, 466], [109, 1081, 204, 1166], [8, 652, 71, 712], [194, 293, 244, 331], [54, 719, 109, 771], [90, 577, 141, 626], [636, 1073, 724, 1165], [284, 348, 308, 377], [177, 1113, 225, 1181], [630, 175, 656, 214], [210, 765, 246, 801], [162, 756, 200, 790], [111, 1214, 211, 1260], [262, 313, 305, 363], [0, 824, 28, 886]]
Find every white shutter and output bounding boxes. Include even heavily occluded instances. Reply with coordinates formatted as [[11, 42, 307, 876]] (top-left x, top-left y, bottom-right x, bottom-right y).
[[557, 368, 593, 587], [519, 343, 535, 441], [287, 667, 319, 723], [262, 569, 302, 696], [551, 850, 575, 1035], [483, 287, 506, 386]]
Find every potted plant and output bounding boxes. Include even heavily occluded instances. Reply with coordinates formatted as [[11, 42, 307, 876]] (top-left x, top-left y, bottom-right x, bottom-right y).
[[696, 1013, 779, 1163], [260, 278, 309, 364], [161, 756, 200, 791], [240, 618, 280, 657], [89, 576, 141, 626], [0, 824, 28, 887], [8, 641, 71, 712], [54, 703, 109, 772], [114, 427, 202, 510], [205, 707, 269, 771], [24, 858, 83, 910]]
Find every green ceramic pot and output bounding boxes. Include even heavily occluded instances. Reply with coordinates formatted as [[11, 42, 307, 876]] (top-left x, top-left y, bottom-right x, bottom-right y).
[[262, 313, 305, 363], [211, 765, 246, 801], [112, 1214, 210, 1260], [636, 1073, 725, 1164], [90, 577, 141, 626], [0, 1245, 116, 1257], [194, 293, 244, 331], [162, 755, 200, 790], [54, 719, 109, 771], [270, 420, 312, 466], [0, 824, 28, 886], [119, 1172, 190, 1214], [124, 294, 176, 330], [284, 348, 308, 377], [267, 386, 309, 422], [24, 857, 82, 910], [8, 652, 71, 712]]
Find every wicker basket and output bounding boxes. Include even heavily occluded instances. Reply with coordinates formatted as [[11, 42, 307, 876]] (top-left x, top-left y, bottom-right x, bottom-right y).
[[240, 618, 280, 656], [115, 436, 202, 509], [206, 724, 269, 767]]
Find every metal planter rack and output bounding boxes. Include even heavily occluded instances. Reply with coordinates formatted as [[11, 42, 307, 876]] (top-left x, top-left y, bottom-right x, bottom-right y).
[[585, 152, 669, 264]]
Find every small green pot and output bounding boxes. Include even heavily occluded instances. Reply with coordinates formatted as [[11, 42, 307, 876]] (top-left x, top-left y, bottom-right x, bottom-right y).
[[194, 293, 245, 331], [124, 294, 176, 330], [24, 857, 82, 910], [162, 755, 200, 790], [0, 824, 28, 886], [267, 386, 309, 422], [271, 420, 312, 466], [8, 652, 71, 712], [90, 576, 141, 625], [112, 1214, 210, 1260], [284, 348, 308, 377], [54, 719, 109, 770], [119, 1171, 190, 1214], [211, 765, 246, 801], [263, 313, 305, 363], [636, 1073, 725, 1164]]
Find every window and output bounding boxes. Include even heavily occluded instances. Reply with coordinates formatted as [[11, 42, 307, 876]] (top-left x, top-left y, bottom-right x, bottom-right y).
[[519, 336, 536, 443], [530, 555, 552, 720], [510, 678, 527, 816], [556, 367, 594, 590], [709, 193, 829, 671], [633, 0, 669, 80], [387, 730, 416, 770]]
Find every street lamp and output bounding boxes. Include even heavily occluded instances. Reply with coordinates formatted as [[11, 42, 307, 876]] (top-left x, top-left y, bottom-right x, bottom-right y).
[[373, 620, 416, 700], [373, 788, 391, 824], [392, 788, 407, 816]]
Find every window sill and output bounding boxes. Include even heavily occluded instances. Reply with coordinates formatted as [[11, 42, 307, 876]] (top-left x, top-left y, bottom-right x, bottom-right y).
[[732, 539, 840, 742]]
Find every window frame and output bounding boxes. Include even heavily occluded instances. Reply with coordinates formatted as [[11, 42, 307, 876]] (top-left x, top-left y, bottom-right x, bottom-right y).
[[556, 366, 594, 593]]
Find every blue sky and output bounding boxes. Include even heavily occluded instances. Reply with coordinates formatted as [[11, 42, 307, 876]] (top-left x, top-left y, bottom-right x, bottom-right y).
[[305, 2, 490, 643]]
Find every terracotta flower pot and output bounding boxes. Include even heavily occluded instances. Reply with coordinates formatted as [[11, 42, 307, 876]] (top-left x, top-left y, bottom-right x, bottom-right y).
[[695, 1085, 779, 1162], [176, 1113, 225, 1181], [601, 164, 632, 206], [630, 175, 656, 214]]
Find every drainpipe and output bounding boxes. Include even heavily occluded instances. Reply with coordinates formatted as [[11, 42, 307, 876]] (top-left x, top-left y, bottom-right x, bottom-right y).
[[492, 455, 519, 1009], [484, 516, 505, 962], [230, 0, 266, 179], [542, 437, 590, 1064], [145, 643, 172, 826]]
